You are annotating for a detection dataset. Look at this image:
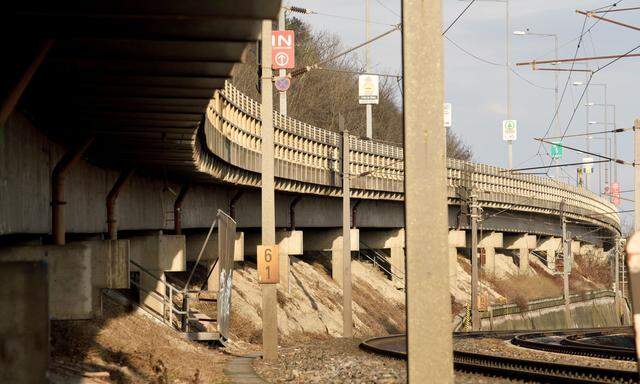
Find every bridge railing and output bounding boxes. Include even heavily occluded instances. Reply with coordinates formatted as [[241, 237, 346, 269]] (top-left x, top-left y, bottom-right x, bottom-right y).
[[201, 82, 618, 231]]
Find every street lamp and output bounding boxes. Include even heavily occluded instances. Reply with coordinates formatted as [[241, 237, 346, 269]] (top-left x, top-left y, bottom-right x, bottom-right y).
[[514, 28, 560, 178]]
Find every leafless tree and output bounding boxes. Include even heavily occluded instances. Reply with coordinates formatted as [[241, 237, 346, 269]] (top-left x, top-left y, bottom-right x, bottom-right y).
[[232, 17, 472, 161]]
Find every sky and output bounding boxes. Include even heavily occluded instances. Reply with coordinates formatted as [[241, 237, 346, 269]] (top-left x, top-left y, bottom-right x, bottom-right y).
[[288, 0, 640, 231]]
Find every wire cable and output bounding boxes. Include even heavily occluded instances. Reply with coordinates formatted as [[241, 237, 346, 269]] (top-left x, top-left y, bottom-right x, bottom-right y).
[[443, 0, 476, 36]]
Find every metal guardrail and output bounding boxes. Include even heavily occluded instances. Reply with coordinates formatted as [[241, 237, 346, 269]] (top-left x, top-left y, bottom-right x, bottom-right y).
[[481, 289, 615, 318], [197, 82, 620, 233], [358, 241, 405, 285], [130, 259, 188, 330]]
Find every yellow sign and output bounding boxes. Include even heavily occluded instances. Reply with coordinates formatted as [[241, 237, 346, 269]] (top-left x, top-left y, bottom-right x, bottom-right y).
[[257, 245, 279, 284]]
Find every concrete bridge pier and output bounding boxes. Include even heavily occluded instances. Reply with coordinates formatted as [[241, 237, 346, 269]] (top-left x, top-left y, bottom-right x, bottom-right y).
[[448, 230, 466, 287], [304, 228, 359, 287], [536, 237, 562, 271], [276, 230, 303, 291], [360, 229, 405, 288], [476, 232, 503, 277], [504, 234, 537, 275], [129, 233, 186, 314]]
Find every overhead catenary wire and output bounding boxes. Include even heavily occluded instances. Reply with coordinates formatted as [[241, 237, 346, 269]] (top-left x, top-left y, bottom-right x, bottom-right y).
[[535, 138, 633, 166], [503, 160, 609, 173], [442, 0, 476, 36], [540, 127, 633, 140], [290, 24, 401, 78], [285, 6, 395, 26]]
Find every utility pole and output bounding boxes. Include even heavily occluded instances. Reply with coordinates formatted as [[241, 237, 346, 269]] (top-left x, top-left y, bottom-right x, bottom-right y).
[[340, 115, 353, 337], [278, 7, 287, 116], [585, 78, 591, 191], [260, 20, 278, 362], [365, 0, 373, 139], [470, 190, 480, 331], [561, 200, 572, 328], [403, 0, 453, 381], [636, 118, 640, 232], [614, 235, 622, 324]]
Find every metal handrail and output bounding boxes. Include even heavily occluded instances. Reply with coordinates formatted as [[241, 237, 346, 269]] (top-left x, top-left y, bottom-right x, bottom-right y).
[[358, 242, 404, 285], [130, 258, 188, 329]]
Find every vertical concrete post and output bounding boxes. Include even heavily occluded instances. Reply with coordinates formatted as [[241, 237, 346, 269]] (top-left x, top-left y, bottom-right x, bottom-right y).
[[470, 192, 480, 331], [403, 0, 454, 380], [561, 202, 572, 328], [51, 137, 95, 245], [106, 168, 134, 240], [174, 184, 190, 235], [624, 232, 640, 373], [483, 247, 497, 276], [519, 248, 529, 274], [635, 119, 640, 232], [260, 19, 278, 362], [341, 116, 353, 337]]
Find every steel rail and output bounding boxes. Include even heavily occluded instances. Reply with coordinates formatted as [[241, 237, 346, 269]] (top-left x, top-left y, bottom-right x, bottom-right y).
[[362, 329, 637, 383], [512, 331, 636, 361]]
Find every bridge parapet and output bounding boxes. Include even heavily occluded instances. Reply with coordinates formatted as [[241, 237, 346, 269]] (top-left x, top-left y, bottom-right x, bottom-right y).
[[196, 82, 618, 233]]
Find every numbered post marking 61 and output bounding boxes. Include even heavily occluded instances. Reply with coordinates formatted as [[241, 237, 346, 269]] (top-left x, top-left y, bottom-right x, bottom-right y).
[[257, 245, 279, 284]]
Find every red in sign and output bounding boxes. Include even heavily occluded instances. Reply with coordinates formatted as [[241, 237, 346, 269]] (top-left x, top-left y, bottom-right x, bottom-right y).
[[272, 30, 295, 70], [611, 182, 620, 206]]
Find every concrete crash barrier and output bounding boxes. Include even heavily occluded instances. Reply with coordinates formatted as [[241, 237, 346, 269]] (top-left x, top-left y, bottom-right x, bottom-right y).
[[0, 244, 92, 319], [0, 261, 49, 384]]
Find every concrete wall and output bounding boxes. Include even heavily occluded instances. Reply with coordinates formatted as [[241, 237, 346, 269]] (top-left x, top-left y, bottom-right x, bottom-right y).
[[0, 244, 93, 319], [480, 297, 628, 331], [0, 112, 404, 237]]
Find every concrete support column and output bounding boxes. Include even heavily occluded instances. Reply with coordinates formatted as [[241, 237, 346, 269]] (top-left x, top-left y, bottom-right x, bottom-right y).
[[276, 230, 303, 291], [304, 228, 359, 287], [448, 230, 466, 287], [476, 232, 503, 277], [536, 237, 561, 271], [504, 234, 536, 275], [360, 229, 405, 287], [483, 247, 497, 276]]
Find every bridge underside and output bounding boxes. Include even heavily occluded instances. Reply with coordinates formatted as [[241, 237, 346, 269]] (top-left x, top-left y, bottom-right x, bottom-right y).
[[1, 1, 280, 183]]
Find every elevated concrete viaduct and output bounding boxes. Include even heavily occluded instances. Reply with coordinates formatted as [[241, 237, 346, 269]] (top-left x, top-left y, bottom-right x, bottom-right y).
[[0, 1, 620, 380]]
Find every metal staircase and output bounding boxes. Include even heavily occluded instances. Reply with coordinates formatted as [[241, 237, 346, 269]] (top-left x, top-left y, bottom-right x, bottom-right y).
[[358, 241, 405, 289]]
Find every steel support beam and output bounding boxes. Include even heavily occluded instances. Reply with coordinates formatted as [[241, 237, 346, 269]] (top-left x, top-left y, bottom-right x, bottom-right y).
[[106, 168, 135, 240], [402, 0, 454, 381], [51, 137, 95, 245]]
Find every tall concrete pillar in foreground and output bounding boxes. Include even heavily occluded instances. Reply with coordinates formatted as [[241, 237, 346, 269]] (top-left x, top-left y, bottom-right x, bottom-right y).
[[260, 19, 278, 362], [403, 0, 454, 381]]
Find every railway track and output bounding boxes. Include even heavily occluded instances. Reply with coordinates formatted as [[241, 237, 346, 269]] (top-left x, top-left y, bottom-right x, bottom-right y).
[[512, 330, 636, 361], [361, 330, 638, 383]]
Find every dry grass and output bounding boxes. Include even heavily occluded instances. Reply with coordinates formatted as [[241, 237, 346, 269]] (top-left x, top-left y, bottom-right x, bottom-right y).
[[485, 274, 562, 310], [50, 295, 229, 383], [352, 277, 406, 336]]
